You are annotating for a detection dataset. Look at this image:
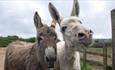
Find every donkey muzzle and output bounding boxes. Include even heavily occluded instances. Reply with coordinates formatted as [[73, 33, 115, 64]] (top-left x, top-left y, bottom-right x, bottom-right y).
[[47, 61, 55, 68], [45, 47, 57, 68], [45, 56, 56, 68]]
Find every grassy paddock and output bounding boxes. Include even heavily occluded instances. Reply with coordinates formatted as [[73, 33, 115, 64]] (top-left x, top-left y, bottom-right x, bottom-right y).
[[87, 47, 112, 57], [80, 47, 112, 70]]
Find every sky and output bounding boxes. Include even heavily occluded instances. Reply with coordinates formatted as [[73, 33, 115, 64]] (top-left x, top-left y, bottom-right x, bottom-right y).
[[0, 0, 114, 40]]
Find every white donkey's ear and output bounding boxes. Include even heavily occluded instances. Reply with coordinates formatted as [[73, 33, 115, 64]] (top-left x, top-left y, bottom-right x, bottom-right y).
[[48, 2, 61, 25], [34, 11, 43, 29], [71, 0, 80, 16]]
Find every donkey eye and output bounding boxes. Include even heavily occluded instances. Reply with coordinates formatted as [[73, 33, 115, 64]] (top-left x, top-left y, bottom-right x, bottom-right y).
[[38, 37, 43, 42], [61, 26, 67, 32], [79, 20, 82, 24], [50, 32, 57, 40]]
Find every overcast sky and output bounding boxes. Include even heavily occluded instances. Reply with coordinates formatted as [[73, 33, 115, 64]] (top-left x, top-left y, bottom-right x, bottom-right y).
[[0, 0, 114, 39]]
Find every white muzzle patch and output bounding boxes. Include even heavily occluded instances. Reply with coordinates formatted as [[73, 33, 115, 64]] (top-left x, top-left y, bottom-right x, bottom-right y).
[[45, 47, 55, 58]]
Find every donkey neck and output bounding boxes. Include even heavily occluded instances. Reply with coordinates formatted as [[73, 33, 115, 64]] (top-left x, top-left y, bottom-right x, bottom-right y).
[[64, 38, 77, 54], [63, 39, 81, 70], [34, 43, 47, 67], [35, 43, 44, 61], [64, 42, 76, 62]]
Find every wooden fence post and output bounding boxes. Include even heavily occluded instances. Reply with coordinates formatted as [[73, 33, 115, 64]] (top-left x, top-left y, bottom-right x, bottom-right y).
[[103, 43, 107, 70], [111, 9, 115, 70]]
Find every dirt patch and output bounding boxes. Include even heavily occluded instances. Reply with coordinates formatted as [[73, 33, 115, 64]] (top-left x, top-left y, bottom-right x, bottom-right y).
[[0, 48, 112, 70], [80, 52, 112, 65], [0, 48, 6, 70]]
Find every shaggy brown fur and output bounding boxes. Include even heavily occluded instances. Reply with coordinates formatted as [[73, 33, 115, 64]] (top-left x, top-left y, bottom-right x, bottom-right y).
[[4, 41, 53, 70], [4, 41, 36, 70], [4, 12, 58, 70]]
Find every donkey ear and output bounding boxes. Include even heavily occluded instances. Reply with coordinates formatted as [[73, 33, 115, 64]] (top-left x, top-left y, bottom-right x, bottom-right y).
[[50, 19, 56, 30], [71, 0, 80, 16], [48, 2, 61, 24], [34, 11, 43, 29]]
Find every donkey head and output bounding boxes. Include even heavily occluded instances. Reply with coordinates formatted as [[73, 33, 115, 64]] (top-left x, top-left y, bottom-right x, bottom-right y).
[[48, 1, 93, 51], [34, 12, 57, 68]]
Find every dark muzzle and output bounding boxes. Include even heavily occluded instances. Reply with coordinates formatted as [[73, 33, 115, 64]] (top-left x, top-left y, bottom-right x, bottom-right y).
[[45, 56, 56, 68], [47, 61, 54, 68]]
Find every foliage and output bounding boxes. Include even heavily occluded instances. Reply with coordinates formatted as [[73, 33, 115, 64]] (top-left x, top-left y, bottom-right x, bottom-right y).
[[81, 64, 91, 70], [0, 36, 35, 47], [0, 35, 60, 47], [107, 65, 112, 70], [16, 37, 36, 43], [0, 36, 18, 47], [94, 39, 112, 47]]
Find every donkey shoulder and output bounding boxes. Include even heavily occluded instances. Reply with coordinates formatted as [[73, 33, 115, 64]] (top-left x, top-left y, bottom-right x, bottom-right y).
[[56, 41, 65, 54], [5, 41, 36, 70], [56, 41, 65, 62]]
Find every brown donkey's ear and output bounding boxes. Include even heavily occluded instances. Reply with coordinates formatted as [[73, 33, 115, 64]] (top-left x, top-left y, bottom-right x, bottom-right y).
[[34, 11, 43, 29], [71, 0, 80, 16], [48, 2, 61, 25], [50, 19, 56, 30]]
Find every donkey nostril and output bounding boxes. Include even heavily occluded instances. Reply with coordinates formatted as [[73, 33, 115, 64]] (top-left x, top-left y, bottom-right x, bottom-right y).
[[54, 57, 56, 61], [89, 30, 93, 33], [78, 33, 85, 38], [46, 57, 49, 62], [89, 30, 93, 35]]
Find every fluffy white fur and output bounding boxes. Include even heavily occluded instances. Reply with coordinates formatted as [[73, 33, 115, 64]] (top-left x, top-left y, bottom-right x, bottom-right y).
[[57, 41, 81, 70], [48, 1, 93, 70]]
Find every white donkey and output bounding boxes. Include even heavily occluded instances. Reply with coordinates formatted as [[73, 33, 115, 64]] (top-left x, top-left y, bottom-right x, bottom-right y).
[[48, 0, 93, 70]]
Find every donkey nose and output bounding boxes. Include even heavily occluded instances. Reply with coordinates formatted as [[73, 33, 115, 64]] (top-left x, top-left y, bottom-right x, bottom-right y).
[[45, 56, 56, 68], [89, 29, 93, 36], [46, 56, 49, 62], [47, 61, 54, 68], [78, 32, 86, 39]]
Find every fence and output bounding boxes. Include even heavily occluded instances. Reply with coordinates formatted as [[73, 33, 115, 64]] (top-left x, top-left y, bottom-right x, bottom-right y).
[[81, 43, 111, 70], [81, 9, 115, 70], [111, 9, 115, 70]]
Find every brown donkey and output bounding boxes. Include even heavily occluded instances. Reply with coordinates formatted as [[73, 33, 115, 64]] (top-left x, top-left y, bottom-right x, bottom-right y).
[[4, 12, 57, 70]]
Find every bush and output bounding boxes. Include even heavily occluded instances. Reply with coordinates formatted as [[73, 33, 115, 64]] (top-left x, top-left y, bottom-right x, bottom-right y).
[[0, 35, 61, 47], [92, 39, 112, 48], [81, 64, 91, 70], [107, 65, 112, 70], [24, 37, 35, 43], [0, 36, 18, 47]]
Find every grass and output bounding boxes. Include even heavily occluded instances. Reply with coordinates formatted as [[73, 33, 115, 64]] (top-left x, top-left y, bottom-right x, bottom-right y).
[[81, 64, 91, 70], [81, 47, 112, 70], [107, 65, 112, 70], [87, 47, 112, 57]]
